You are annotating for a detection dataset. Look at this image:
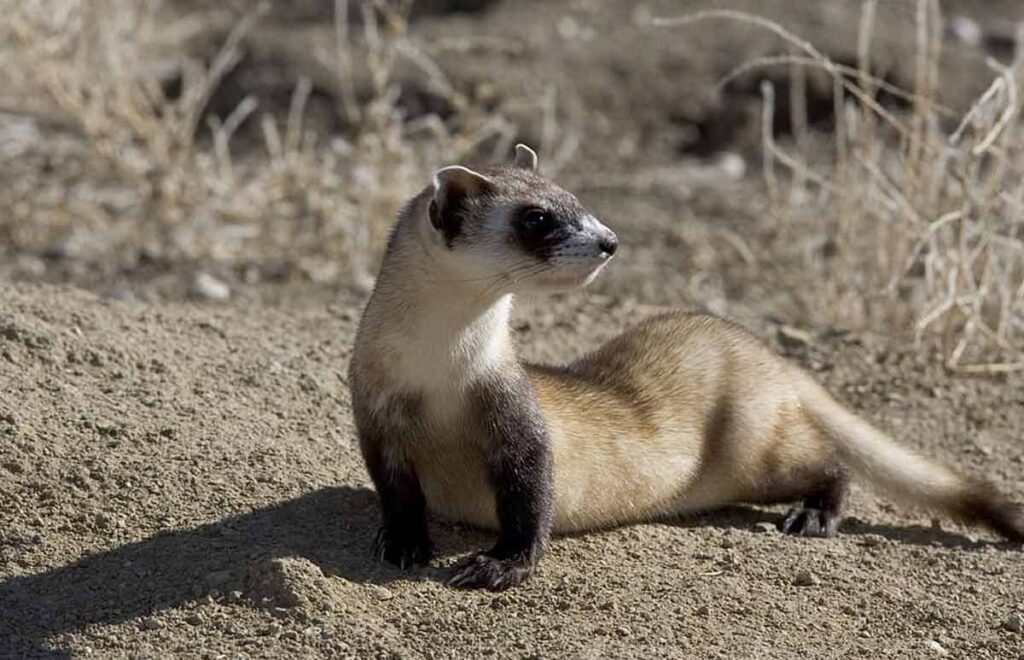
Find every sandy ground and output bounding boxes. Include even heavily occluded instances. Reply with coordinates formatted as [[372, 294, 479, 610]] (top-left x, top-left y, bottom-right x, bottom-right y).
[[3, 0, 1024, 658], [2, 284, 1022, 659]]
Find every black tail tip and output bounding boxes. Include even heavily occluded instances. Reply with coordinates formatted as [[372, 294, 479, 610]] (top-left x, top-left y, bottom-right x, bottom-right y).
[[959, 480, 1024, 543]]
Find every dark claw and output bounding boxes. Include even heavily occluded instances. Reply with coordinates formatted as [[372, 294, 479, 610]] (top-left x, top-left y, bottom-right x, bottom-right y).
[[373, 526, 433, 568], [779, 505, 840, 538], [446, 552, 534, 591]]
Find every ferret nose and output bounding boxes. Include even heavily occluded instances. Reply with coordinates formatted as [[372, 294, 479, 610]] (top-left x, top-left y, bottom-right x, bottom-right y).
[[599, 232, 618, 257]]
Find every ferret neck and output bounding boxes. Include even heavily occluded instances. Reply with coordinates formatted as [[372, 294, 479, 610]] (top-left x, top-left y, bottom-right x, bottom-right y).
[[362, 227, 516, 389]]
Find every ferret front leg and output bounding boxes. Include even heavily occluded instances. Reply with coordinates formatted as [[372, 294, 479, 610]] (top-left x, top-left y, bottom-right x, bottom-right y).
[[448, 377, 554, 591], [360, 430, 433, 569]]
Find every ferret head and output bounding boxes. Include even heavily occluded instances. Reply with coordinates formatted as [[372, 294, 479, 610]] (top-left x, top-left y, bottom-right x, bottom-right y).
[[422, 144, 618, 293]]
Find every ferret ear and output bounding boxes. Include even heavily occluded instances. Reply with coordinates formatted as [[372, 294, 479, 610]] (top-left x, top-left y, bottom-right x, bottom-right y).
[[513, 143, 538, 171], [429, 165, 495, 246]]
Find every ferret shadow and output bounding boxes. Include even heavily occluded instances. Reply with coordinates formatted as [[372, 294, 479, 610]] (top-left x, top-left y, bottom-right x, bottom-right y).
[[0, 485, 486, 659], [669, 504, 1018, 551]]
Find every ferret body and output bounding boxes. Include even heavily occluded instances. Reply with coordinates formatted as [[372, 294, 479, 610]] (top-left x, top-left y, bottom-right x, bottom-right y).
[[349, 145, 1023, 590], [409, 313, 829, 534]]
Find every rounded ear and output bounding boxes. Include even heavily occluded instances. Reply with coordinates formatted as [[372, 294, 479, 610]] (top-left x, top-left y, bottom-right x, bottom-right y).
[[429, 165, 495, 246], [514, 143, 538, 172], [431, 165, 494, 199]]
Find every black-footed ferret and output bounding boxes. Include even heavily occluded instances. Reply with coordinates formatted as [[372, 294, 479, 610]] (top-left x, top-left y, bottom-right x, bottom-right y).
[[348, 144, 1023, 591]]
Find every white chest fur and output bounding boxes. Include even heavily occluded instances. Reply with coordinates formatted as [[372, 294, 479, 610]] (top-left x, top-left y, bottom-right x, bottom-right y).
[[366, 293, 514, 426], [396, 295, 511, 387]]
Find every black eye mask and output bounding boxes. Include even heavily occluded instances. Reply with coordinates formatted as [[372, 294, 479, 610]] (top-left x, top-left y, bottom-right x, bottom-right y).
[[512, 205, 585, 260]]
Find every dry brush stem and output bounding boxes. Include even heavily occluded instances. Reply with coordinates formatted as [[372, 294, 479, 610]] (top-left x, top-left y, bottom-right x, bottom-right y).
[[4, 0, 513, 287], [653, 5, 1024, 370]]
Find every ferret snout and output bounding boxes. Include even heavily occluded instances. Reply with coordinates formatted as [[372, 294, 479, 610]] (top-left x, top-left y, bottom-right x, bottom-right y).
[[583, 215, 618, 259], [544, 214, 617, 264], [596, 228, 618, 257]]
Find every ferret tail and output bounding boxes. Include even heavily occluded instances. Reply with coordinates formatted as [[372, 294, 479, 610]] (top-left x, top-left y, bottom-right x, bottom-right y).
[[796, 375, 1024, 542]]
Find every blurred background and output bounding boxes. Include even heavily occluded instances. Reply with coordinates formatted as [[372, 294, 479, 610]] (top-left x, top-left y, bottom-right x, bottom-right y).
[[1, 0, 1022, 369]]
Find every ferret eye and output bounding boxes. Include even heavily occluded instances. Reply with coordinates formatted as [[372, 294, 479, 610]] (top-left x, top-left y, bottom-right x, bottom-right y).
[[519, 208, 552, 234]]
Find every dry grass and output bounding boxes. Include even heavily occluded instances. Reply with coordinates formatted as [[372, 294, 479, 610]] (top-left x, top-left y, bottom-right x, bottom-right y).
[[0, 0, 512, 290], [4, 1, 1021, 369], [654, 2, 1024, 372]]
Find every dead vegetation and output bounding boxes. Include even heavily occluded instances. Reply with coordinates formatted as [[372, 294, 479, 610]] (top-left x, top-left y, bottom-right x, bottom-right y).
[[656, 0, 1024, 372], [2, 0, 1021, 369], [1, 0, 516, 290]]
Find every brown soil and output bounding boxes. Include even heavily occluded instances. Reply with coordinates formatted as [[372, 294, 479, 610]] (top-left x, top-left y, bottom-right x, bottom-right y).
[[2, 285, 1022, 659], [3, 1, 1024, 658]]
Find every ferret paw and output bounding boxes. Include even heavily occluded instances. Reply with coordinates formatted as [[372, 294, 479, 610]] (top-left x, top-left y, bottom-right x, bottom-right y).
[[373, 526, 433, 569], [779, 505, 840, 538], [446, 552, 533, 591]]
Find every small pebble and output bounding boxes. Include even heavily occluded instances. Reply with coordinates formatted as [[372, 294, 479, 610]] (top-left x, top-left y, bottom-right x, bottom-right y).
[[370, 585, 394, 601], [204, 569, 234, 588], [777, 325, 813, 349], [190, 272, 231, 301], [715, 152, 746, 180], [861, 534, 885, 548], [615, 626, 630, 637], [950, 16, 982, 46], [792, 570, 820, 587], [103, 288, 137, 302], [139, 617, 163, 631], [1002, 612, 1022, 633], [926, 639, 948, 656]]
